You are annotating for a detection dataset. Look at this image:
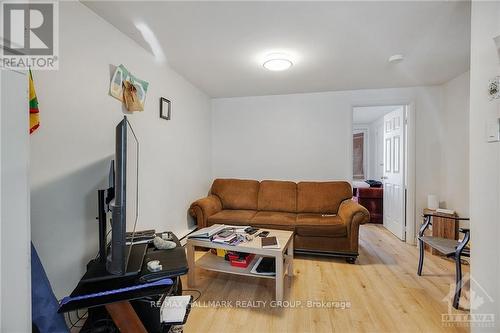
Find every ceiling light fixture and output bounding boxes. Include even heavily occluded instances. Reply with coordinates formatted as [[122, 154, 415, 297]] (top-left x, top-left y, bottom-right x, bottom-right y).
[[263, 53, 293, 71], [388, 54, 404, 64]]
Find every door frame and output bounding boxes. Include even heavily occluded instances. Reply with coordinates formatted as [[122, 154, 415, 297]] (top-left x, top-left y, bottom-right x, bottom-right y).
[[352, 126, 370, 180], [351, 102, 416, 245]]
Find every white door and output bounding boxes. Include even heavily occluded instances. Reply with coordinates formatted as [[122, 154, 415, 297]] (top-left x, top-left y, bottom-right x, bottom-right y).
[[382, 107, 406, 240]]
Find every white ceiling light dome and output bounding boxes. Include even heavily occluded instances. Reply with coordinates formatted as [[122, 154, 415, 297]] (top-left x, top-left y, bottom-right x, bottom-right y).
[[388, 54, 404, 64], [263, 53, 293, 71]]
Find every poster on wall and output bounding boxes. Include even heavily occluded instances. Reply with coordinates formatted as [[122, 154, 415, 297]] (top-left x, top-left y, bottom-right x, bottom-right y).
[[110, 64, 149, 110]]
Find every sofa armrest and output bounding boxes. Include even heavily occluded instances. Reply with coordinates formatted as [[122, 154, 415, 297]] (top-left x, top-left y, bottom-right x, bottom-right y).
[[338, 199, 370, 232], [189, 195, 222, 229]]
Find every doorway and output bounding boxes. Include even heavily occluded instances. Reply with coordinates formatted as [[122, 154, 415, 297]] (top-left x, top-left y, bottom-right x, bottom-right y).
[[352, 105, 411, 241]]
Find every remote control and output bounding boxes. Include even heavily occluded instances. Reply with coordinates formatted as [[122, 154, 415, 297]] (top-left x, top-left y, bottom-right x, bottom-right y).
[[245, 227, 259, 235], [257, 231, 269, 237]]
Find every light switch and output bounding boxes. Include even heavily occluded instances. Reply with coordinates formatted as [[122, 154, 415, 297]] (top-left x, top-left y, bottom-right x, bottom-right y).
[[487, 118, 500, 142]]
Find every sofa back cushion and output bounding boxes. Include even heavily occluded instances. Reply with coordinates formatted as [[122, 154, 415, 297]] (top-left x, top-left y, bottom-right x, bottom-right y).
[[210, 179, 260, 210], [258, 180, 297, 213], [297, 181, 352, 214]]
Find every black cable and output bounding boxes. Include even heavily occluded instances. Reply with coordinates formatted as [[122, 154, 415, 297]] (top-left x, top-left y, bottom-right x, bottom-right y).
[[94, 229, 112, 260], [79, 318, 117, 333], [76, 309, 88, 322], [66, 309, 87, 329], [182, 289, 202, 302], [66, 312, 75, 328], [67, 311, 82, 329]]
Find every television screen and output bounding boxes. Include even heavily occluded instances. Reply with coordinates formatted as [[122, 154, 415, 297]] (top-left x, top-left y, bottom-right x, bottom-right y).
[[125, 118, 139, 234], [106, 116, 140, 275]]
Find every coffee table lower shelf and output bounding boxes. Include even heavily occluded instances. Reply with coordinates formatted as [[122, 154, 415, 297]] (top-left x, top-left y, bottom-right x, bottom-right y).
[[196, 252, 277, 279], [186, 227, 294, 301]]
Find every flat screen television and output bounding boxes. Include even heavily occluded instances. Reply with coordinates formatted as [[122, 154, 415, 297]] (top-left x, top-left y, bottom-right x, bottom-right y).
[[106, 116, 143, 276], [81, 116, 145, 282]]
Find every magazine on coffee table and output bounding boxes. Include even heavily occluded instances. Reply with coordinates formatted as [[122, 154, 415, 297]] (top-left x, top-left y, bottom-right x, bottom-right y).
[[187, 225, 227, 239], [187, 224, 251, 240]]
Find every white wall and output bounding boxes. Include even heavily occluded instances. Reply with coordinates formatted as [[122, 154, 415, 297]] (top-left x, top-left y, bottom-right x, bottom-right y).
[[441, 71, 470, 217], [212, 86, 446, 233], [30, 2, 212, 298], [469, 2, 500, 329], [213, 92, 353, 181], [1, 70, 31, 333]]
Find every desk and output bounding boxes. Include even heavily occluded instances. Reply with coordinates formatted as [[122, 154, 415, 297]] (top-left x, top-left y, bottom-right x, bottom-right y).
[[59, 232, 188, 332]]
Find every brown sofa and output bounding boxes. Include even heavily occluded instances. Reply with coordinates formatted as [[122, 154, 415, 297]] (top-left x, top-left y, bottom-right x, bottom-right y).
[[189, 179, 369, 262]]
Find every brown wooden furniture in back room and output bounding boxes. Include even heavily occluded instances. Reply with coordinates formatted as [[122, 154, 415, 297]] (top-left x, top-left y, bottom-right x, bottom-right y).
[[422, 208, 458, 256], [355, 187, 383, 224]]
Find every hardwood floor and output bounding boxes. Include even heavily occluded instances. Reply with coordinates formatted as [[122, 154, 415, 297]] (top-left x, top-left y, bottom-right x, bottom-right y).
[[182, 224, 470, 333]]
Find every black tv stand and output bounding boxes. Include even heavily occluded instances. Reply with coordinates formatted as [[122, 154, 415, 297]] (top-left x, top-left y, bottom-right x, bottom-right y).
[[81, 188, 147, 283], [59, 232, 189, 332], [81, 243, 148, 283]]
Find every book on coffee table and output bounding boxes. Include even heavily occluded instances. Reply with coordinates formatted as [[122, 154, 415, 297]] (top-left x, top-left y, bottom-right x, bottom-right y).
[[261, 236, 280, 249], [187, 224, 227, 239]]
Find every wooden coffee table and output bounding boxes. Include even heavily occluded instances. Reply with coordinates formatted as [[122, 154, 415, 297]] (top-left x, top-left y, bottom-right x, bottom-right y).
[[186, 226, 294, 301]]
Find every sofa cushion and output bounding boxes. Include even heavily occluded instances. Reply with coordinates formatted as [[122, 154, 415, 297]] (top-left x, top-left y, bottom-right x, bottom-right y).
[[207, 210, 257, 226], [210, 179, 260, 210], [251, 211, 296, 230], [295, 214, 347, 238], [297, 181, 352, 214], [258, 180, 297, 213]]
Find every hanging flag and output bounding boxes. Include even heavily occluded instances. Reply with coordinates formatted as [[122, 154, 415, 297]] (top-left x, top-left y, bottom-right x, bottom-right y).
[[29, 69, 40, 134]]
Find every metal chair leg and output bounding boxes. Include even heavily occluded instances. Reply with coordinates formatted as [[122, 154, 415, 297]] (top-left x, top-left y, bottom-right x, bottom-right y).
[[417, 215, 431, 276], [453, 253, 462, 309], [417, 239, 424, 276], [452, 229, 470, 309]]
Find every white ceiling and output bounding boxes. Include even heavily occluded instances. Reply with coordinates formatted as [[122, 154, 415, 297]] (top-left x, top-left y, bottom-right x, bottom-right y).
[[353, 105, 401, 125], [83, 1, 471, 98]]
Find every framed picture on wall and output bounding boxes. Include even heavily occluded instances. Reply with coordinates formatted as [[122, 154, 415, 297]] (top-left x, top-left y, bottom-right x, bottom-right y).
[[160, 97, 171, 120]]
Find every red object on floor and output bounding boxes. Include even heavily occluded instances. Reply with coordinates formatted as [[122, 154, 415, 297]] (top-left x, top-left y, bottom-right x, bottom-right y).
[[355, 187, 383, 224]]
